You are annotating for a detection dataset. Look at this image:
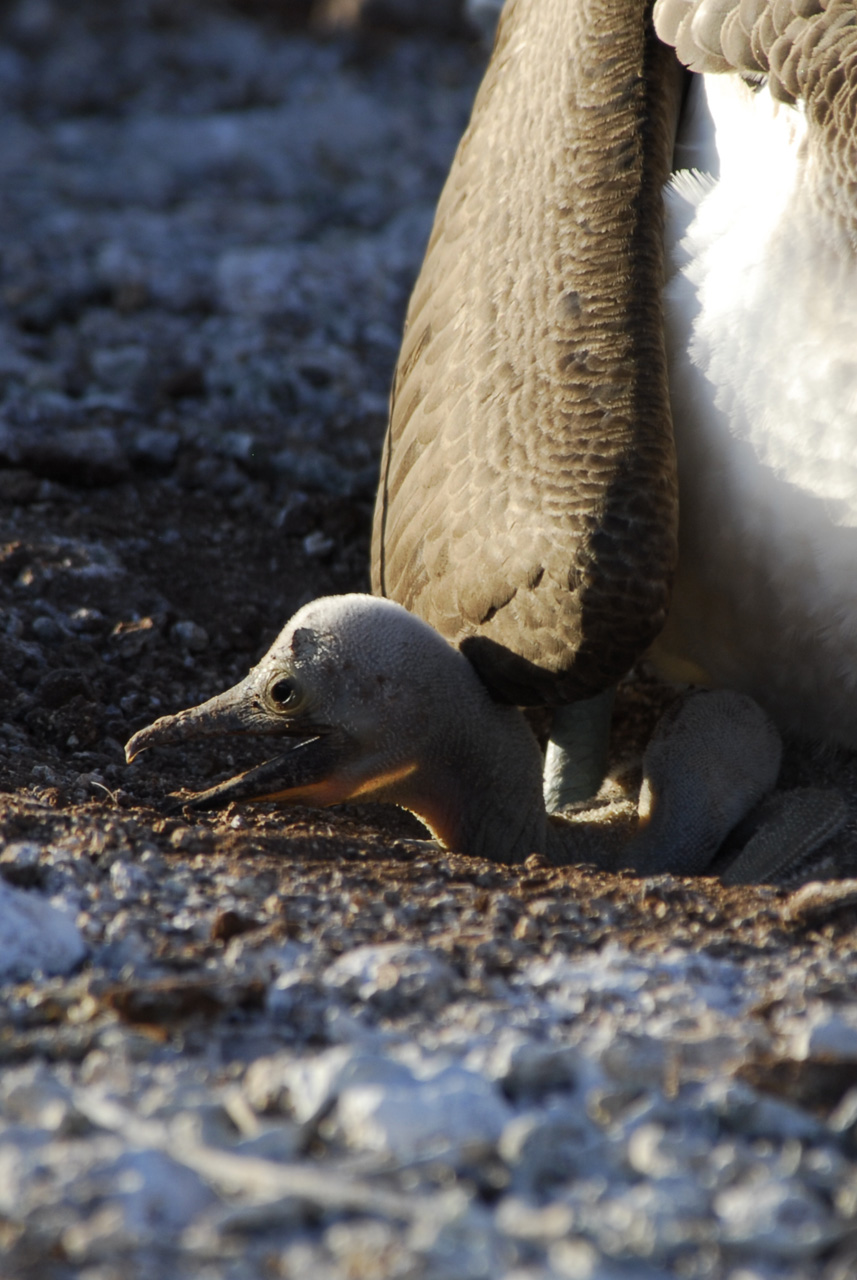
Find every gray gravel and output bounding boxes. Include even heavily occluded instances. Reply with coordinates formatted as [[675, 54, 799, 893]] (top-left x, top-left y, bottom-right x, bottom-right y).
[[4, 892, 857, 1280]]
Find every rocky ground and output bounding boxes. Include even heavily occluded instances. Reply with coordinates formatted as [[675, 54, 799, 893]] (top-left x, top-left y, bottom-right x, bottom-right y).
[[2, 2, 857, 1278]]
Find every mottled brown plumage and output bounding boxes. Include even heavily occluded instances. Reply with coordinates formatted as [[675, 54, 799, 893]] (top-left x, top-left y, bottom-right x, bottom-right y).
[[371, 0, 682, 706]]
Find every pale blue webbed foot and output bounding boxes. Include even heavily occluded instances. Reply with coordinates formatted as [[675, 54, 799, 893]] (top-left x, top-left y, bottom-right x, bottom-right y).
[[624, 689, 847, 882], [543, 688, 616, 813]]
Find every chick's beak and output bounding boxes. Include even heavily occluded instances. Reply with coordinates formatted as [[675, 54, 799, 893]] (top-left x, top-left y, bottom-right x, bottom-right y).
[[170, 734, 354, 811], [125, 672, 275, 761], [124, 673, 356, 810]]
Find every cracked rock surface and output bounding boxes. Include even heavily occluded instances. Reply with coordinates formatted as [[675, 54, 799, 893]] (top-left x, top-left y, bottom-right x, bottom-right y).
[[2, 3, 857, 1278]]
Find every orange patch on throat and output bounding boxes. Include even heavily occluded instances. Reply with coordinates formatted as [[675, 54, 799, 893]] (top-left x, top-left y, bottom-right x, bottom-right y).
[[256, 778, 353, 807], [348, 761, 418, 800], [257, 761, 418, 808]]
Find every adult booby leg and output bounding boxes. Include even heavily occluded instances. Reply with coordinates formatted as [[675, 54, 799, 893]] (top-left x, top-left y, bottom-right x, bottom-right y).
[[543, 689, 615, 812]]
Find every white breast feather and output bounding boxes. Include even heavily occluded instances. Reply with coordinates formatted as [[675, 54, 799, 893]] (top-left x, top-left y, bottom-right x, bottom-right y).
[[657, 74, 857, 743]]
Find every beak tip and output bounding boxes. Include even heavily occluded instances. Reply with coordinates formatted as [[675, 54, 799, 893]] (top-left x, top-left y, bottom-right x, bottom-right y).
[[123, 713, 180, 764], [124, 729, 147, 764]]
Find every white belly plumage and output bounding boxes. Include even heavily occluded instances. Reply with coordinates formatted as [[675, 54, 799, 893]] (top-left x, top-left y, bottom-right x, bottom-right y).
[[651, 74, 857, 745]]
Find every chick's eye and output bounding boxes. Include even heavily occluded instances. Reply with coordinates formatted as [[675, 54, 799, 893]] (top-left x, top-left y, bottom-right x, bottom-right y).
[[269, 677, 298, 709]]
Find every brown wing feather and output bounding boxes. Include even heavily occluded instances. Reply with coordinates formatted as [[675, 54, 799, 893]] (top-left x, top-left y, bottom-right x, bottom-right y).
[[372, 0, 682, 705]]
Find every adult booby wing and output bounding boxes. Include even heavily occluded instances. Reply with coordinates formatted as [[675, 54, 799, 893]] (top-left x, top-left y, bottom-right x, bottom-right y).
[[371, 0, 682, 706]]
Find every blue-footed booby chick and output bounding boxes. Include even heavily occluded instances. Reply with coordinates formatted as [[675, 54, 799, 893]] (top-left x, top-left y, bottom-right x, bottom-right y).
[[125, 595, 786, 875]]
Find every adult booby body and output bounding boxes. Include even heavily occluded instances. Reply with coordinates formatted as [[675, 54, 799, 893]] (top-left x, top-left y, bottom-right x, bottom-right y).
[[127, 0, 857, 875], [653, 0, 857, 747], [372, 0, 857, 808]]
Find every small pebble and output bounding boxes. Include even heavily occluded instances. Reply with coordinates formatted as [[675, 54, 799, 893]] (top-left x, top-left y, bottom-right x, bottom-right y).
[[170, 620, 209, 652], [335, 1065, 513, 1158], [0, 878, 87, 980], [31, 615, 63, 642]]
